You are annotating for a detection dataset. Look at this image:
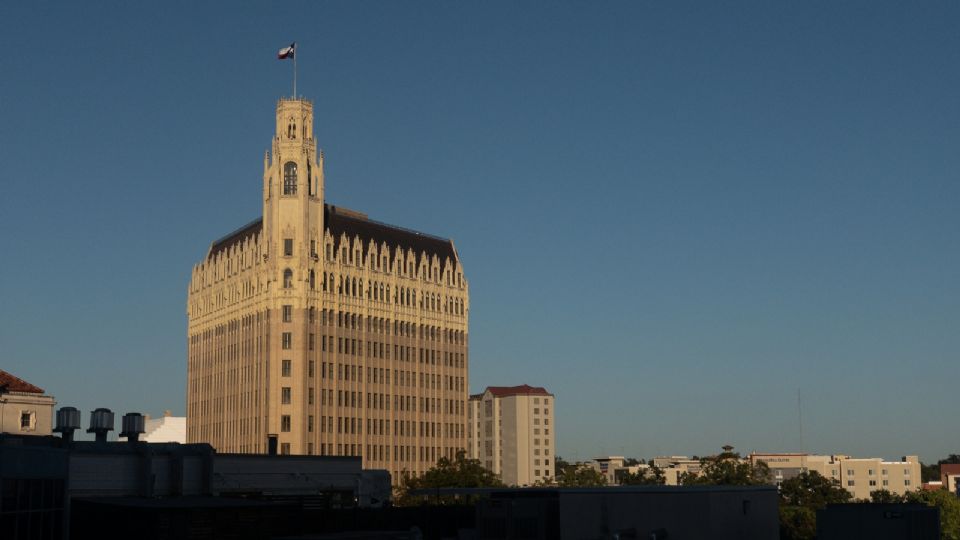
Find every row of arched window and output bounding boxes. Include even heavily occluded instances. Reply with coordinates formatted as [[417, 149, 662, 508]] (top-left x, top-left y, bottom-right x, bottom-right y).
[[307, 307, 466, 345], [324, 240, 464, 288]]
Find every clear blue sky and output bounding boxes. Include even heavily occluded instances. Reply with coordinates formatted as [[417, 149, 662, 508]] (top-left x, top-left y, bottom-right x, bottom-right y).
[[1, 2, 957, 462]]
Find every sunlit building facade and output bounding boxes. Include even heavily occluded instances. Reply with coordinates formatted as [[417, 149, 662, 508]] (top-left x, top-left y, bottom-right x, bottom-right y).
[[186, 97, 469, 480], [468, 385, 555, 486]]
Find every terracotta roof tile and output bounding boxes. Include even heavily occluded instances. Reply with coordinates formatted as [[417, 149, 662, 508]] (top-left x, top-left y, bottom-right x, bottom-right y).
[[0, 370, 45, 394]]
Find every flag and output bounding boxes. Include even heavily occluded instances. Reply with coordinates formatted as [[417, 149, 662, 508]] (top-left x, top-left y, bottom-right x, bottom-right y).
[[278, 43, 295, 60]]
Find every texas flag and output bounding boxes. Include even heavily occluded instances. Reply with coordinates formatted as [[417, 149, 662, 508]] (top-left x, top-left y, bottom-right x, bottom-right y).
[[278, 42, 296, 60]]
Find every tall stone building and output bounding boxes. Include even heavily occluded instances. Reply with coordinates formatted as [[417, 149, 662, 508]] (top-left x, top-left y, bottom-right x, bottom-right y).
[[468, 385, 555, 486], [187, 97, 469, 480]]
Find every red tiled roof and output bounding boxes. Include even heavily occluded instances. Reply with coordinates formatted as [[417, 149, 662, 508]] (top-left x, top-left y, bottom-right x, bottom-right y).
[[485, 385, 552, 398], [0, 370, 45, 394]]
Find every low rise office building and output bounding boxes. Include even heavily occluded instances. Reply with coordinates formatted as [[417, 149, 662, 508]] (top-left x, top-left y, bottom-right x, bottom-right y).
[[750, 452, 921, 499]]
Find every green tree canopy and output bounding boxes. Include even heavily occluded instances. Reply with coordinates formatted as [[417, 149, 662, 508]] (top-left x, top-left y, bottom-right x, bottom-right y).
[[779, 471, 852, 508], [903, 489, 960, 540], [557, 466, 607, 487], [395, 450, 503, 505], [779, 505, 817, 540], [620, 465, 666, 486], [681, 453, 772, 486]]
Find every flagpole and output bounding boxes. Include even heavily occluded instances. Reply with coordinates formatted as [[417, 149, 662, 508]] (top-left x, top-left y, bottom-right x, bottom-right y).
[[293, 46, 297, 98]]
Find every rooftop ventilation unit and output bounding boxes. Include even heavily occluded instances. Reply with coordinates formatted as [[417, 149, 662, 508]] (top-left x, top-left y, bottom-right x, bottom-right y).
[[120, 412, 146, 442], [87, 408, 115, 442], [53, 406, 81, 443]]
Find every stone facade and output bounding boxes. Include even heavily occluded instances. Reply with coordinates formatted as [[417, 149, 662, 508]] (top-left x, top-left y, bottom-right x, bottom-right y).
[[187, 98, 469, 480], [0, 370, 55, 436], [468, 385, 555, 486]]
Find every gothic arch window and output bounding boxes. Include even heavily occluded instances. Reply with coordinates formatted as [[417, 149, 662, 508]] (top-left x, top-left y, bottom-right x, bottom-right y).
[[308, 163, 314, 196], [283, 162, 298, 195], [283, 269, 293, 288]]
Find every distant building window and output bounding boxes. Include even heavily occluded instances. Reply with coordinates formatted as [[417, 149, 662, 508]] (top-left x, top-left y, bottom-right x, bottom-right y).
[[20, 411, 33, 430], [283, 269, 293, 288], [847, 480, 855, 486], [281, 387, 291, 404], [282, 305, 292, 322], [280, 443, 291, 454], [284, 238, 293, 257], [282, 332, 292, 349], [282, 359, 292, 376], [904, 479, 911, 486], [281, 415, 291, 432], [283, 162, 297, 195]]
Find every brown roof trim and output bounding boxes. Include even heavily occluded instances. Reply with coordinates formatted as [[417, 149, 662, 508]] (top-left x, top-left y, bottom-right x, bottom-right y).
[[485, 384, 552, 398]]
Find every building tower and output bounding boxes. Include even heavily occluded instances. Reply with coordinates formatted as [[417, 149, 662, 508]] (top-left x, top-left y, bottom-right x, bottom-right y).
[[187, 97, 470, 481], [468, 385, 555, 486]]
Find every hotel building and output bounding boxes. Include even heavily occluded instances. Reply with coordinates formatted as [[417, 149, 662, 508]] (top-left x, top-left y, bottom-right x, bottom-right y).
[[749, 453, 920, 499], [186, 97, 469, 480], [468, 385, 555, 486]]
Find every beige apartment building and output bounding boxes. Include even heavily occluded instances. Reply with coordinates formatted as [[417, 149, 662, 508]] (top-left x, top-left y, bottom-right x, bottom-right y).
[[467, 385, 555, 486], [749, 452, 921, 499], [0, 370, 55, 436], [186, 97, 469, 481]]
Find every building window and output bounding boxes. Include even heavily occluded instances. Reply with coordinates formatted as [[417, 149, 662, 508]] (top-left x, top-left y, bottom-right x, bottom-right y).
[[904, 479, 911, 486], [283, 162, 297, 195], [847, 480, 855, 486], [284, 238, 293, 257], [19, 411, 34, 430], [282, 305, 292, 322], [282, 359, 292, 377], [280, 443, 291, 454], [282, 332, 292, 349], [283, 269, 293, 288], [281, 415, 291, 432], [282, 387, 292, 404], [869, 480, 877, 486]]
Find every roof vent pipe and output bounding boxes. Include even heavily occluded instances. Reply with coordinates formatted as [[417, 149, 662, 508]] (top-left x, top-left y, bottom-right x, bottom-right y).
[[53, 406, 81, 443], [87, 408, 115, 443], [120, 412, 146, 442]]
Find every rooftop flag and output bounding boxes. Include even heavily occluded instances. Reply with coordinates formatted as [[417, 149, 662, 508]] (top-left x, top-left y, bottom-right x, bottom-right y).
[[278, 43, 295, 60]]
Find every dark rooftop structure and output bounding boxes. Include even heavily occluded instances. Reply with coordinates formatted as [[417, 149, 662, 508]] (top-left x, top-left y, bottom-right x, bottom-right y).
[[482, 384, 553, 398], [205, 205, 457, 269]]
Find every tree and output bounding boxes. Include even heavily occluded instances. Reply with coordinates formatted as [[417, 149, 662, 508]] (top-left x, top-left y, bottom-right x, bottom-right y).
[[903, 489, 960, 540], [779, 471, 852, 508], [779, 505, 817, 540], [554, 455, 573, 479], [922, 454, 960, 482], [681, 451, 772, 486], [394, 450, 503, 505], [869, 489, 905, 503], [778, 471, 851, 540], [620, 465, 665, 486], [557, 466, 607, 487]]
